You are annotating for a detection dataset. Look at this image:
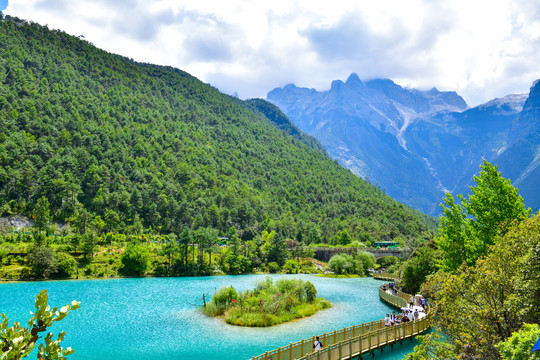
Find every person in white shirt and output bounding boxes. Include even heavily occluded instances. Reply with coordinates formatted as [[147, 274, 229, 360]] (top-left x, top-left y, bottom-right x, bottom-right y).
[[313, 336, 323, 351], [384, 314, 391, 327]]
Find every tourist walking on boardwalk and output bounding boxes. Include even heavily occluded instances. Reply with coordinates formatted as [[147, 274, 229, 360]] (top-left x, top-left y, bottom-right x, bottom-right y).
[[409, 295, 414, 308], [413, 308, 419, 320], [384, 314, 391, 327], [390, 311, 396, 325], [313, 336, 323, 351], [421, 297, 427, 311], [402, 311, 410, 322]]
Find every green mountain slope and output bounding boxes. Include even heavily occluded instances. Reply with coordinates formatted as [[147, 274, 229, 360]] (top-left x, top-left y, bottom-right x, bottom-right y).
[[243, 98, 326, 154], [0, 15, 434, 242]]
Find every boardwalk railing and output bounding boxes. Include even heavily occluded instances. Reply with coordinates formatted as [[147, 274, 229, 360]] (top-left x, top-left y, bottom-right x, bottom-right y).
[[250, 287, 431, 360], [378, 286, 407, 308], [250, 320, 387, 360], [373, 272, 399, 281], [379, 287, 430, 314], [297, 314, 432, 360]]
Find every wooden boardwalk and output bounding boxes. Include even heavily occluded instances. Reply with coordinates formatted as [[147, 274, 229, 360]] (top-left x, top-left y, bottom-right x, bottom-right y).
[[372, 272, 399, 281], [250, 287, 431, 360]]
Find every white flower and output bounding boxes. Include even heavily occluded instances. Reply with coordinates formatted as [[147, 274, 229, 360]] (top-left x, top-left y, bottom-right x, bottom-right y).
[[60, 306, 68, 313]]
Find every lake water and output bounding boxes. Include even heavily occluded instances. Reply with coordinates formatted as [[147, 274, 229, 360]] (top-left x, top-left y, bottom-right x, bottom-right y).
[[0, 275, 418, 359]]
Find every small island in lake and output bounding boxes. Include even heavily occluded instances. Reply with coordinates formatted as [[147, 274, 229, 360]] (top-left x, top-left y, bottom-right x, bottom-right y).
[[202, 277, 331, 327]]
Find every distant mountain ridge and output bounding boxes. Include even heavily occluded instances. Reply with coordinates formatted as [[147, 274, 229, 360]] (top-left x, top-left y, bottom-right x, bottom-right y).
[[268, 73, 537, 215]]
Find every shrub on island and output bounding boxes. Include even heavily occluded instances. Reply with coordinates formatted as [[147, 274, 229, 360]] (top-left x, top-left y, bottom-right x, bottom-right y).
[[202, 277, 330, 327]]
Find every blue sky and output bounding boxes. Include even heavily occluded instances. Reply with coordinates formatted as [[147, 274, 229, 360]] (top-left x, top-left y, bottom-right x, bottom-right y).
[[0, 0, 7, 11], [3, 0, 540, 106]]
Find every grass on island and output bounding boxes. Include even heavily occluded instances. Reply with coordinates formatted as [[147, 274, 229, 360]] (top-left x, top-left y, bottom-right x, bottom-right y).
[[202, 277, 331, 327]]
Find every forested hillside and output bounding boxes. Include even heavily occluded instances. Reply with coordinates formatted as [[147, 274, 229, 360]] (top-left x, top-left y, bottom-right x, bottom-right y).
[[0, 15, 433, 244]]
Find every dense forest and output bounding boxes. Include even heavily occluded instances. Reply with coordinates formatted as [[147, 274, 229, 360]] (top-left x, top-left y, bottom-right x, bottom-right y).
[[0, 14, 434, 244], [386, 161, 540, 360]]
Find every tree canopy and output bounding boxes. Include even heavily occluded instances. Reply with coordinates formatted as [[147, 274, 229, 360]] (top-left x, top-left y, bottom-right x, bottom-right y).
[[437, 160, 531, 271], [405, 161, 536, 359], [415, 213, 540, 359], [0, 15, 434, 245]]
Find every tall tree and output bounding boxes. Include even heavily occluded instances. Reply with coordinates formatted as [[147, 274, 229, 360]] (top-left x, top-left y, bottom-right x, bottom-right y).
[[466, 160, 531, 254], [267, 232, 288, 266], [437, 160, 530, 271], [161, 233, 179, 271], [437, 193, 471, 271], [179, 227, 192, 268], [34, 196, 51, 234]]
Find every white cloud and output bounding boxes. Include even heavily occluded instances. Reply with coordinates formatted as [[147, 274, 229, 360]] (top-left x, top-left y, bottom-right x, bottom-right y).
[[5, 0, 540, 105]]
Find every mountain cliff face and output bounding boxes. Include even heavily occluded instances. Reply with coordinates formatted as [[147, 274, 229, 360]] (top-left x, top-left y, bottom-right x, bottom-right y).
[[493, 81, 540, 210], [268, 74, 537, 215]]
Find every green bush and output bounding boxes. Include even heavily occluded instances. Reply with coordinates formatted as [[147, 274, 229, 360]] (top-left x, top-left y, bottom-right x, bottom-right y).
[[120, 244, 150, 276], [267, 262, 280, 273], [152, 260, 169, 277], [276, 278, 303, 298], [328, 254, 352, 274], [377, 256, 399, 267], [205, 286, 238, 316], [356, 251, 376, 272], [283, 259, 300, 274], [400, 246, 440, 294], [348, 240, 366, 248], [55, 252, 77, 277], [304, 281, 317, 303], [496, 323, 540, 360], [0, 247, 8, 264], [27, 245, 57, 279], [256, 276, 276, 293]]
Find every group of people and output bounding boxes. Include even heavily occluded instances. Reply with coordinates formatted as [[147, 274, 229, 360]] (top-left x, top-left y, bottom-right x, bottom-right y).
[[381, 287, 426, 326], [310, 284, 428, 352], [384, 307, 420, 326], [381, 282, 397, 295], [409, 295, 427, 311], [381, 283, 428, 311]]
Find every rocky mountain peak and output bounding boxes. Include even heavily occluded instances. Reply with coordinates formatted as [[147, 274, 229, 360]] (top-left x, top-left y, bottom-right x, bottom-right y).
[[345, 73, 365, 87], [522, 79, 540, 114], [267, 75, 540, 215]]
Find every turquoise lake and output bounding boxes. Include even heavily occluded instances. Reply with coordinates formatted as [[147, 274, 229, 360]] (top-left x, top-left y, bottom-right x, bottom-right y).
[[0, 275, 418, 359]]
